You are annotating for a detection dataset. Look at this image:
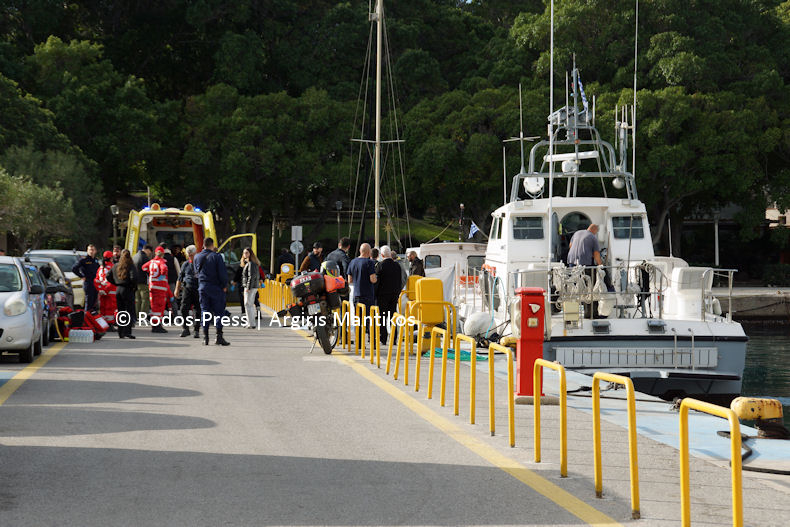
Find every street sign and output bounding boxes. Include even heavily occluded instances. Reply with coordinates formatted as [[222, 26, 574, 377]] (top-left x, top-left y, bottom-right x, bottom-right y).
[[291, 226, 303, 241], [290, 240, 304, 255]]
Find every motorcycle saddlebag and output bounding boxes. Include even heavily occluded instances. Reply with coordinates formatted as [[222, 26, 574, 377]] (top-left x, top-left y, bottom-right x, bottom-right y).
[[290, 271, 325, 298], [326, 291, 342, 310]]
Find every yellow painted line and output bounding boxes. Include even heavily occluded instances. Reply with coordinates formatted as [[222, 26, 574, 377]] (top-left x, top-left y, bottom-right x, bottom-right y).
[[0, 341, 67, 406], [261, 305, 621, 526]]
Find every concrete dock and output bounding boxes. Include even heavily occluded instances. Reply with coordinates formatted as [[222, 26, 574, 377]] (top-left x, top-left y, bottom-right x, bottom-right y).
[[0, 308, 788, 526]]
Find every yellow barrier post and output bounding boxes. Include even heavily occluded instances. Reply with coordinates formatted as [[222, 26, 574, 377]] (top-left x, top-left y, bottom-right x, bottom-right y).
[[386, 314, 403, 375], [355, 303, 366, 358], [533, 359, 567, 477], [679, 398, 742, 527], [592, 372, 640, 519], [455, 334, 477, 423], [340, 300, 351, 350], [488, 343, 515, 447], [411, 302, 456, 394], [427, 327, 446, 399], [368, 305, 381, 366], [392, 314, 410, 383]]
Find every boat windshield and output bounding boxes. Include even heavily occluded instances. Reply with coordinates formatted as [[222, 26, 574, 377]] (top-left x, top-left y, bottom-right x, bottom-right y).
[[0, 264, 22, 292]]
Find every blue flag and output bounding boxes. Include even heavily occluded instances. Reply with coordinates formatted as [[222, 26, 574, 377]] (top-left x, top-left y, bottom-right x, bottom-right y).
[[578, 74, 589, 115], [468, 221, 480, 239]]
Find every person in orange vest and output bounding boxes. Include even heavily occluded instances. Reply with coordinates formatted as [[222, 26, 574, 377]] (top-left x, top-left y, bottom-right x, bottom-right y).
[[141, 246, 172, 333], [94, 250, 117, 328]]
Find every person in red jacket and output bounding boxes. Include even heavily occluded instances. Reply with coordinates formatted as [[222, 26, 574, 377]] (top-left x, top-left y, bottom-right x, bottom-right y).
[[141, 246, 172, 333], [94, 251, 118, 328]]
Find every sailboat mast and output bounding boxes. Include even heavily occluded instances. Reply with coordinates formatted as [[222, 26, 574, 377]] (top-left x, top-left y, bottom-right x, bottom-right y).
[[374, 0, 383, 248]]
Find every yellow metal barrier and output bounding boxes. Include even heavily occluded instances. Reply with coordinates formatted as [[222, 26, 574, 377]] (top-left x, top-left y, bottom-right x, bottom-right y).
[[533, 359, 568, 477], [488, 343, 515, 447], [592, 372, 640, 519], [355, 303, 367, 358], [392, 314, 412, 384], [341, 300, 351, 351], [368, 305, 381, 367], [410, 301, 456, 393], [679, 398, 742, 527], [455, 334, 478, 423], [385, 313, 405, 375], [426, 326, 449, 399]]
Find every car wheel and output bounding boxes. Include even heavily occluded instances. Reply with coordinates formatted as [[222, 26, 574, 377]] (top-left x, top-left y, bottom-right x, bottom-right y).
[[19, 341, 34, 363], [34, 331, 43, 356]]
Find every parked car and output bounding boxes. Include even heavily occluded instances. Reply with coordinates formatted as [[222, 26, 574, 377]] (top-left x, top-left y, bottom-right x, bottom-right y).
[[0, 256, 45, 362], [25, 250, 86, 307], [25, 264, 58, 346], [26, 257, 74, 309]]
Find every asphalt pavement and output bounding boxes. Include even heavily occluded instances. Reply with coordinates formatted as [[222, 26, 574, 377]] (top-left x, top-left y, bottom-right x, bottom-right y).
[[0, 309, 788, 526]]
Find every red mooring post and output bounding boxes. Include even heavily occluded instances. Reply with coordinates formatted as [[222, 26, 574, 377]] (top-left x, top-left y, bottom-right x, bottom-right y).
[[516, 287, 546, 396]]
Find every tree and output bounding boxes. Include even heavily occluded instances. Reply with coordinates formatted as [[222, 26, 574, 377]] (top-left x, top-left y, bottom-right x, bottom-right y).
[[0, 168, 76, 250]]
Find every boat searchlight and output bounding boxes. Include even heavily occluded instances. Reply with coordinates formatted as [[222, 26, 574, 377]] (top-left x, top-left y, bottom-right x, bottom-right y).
[[612, 176, 625, 190]]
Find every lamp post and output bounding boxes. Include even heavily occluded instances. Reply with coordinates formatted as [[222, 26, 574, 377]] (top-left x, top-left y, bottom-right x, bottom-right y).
[[336, 200, 343, 241], [110, 204, 119, 247], [459, 203, 465, 241]]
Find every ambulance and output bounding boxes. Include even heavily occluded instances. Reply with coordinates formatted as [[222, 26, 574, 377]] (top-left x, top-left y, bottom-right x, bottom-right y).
[[125, 203, 257, 274]]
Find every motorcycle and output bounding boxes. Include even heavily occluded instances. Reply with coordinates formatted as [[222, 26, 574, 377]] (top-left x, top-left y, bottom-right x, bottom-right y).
[[277, 269, 347, 354]]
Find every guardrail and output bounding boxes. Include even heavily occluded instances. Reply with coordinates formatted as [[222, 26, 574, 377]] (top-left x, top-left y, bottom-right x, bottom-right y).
[[488, 343, 515, 447], [679, 398, 742, 527], [592, 372, 640, 519], [533, 359, 567, 477]]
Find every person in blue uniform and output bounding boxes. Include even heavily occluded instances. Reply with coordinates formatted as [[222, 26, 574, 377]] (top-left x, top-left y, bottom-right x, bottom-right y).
[[193, 237, 230, 346], [73, 244, 101, 312]]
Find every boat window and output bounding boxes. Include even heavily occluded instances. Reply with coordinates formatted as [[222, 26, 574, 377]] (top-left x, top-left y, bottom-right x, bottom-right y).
[[0, 264, 22, 292], [612, 216, 644, 239], [424, 255, 441, 269], [513, 217, 544, 240], [490, 217, 502, 240], [466, 256, 485, 272], [560, 211, 592, 234]]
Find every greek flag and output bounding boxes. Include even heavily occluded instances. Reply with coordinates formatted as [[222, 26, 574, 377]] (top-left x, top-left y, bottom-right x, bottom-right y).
[[578, 74, 589, 114], [468, 221, 480, 239]]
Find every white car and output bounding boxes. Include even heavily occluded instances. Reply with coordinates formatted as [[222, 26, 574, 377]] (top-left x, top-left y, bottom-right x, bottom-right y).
[[25, 249, 87, 307], [0, 256, 46, 362]]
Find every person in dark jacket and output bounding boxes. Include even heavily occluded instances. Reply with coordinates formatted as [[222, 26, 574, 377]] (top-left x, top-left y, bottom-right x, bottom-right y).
[[407, 250, 426, 277], [108, 249, 137, 339], [194, 237, 230, 346], [132, 245, 152, 315], [174, 245, 201, 338], [72, 244, 101, 311], [376, 245, 403, 343], [325, 237, 352, 277], [299, 242, 323, 272], [241, 247, 261, 328]]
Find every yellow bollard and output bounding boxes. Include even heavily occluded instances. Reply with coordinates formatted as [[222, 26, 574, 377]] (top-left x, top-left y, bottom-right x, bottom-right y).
[[393, 317, 408, 381], [341, 300, 351, 351], [488, 343, 515, 447], [679, 398, 742, 527], [455, 334, 477, 424], [439, 329, 450, 407], [533, 359, 568, 477], [386, 313, 404, 375], [368, 305, 381, 366], [427, 327, 445, 400], [355, 303, 366, 358], [592, 372, 640, 519]]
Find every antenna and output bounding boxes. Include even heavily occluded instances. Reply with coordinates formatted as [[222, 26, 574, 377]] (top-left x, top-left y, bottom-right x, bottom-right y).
[[519, 84, 526, 174], [633, 0, 639, 179], [668, 217, 673, 257], [502, 147, 507, 206]]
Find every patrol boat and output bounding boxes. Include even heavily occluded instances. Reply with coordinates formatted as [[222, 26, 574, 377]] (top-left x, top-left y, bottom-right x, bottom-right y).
[[459, 66, 747, 403]]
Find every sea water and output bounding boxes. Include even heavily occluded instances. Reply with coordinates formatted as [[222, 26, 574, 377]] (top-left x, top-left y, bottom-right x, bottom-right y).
[[741, 329, 790, 427]]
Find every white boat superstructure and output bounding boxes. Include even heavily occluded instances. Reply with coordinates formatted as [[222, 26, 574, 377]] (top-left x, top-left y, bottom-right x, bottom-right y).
[[457, 65, 746, 403]]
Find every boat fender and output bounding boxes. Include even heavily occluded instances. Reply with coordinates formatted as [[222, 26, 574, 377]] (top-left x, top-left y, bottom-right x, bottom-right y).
[[731, 397, 783, 422], [711, 297, 722, 315], [464, 312, 493, 338], [500, 336, 519, 348], [593, 269, 614, 317]]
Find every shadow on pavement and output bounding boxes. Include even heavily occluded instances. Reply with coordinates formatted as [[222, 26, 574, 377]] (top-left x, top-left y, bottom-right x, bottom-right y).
[[46, 352, 220, 369], [0, 407, 214, 437], [0, 446, 585, 525], [5, 379, 202, 405]]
